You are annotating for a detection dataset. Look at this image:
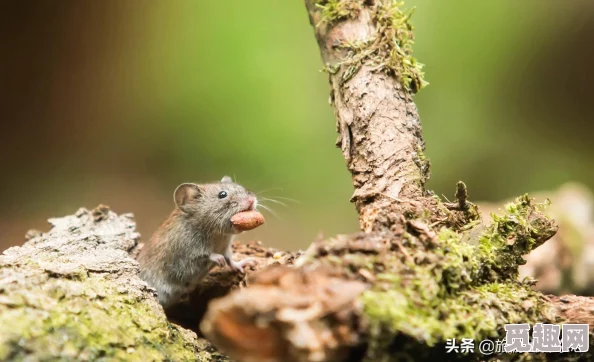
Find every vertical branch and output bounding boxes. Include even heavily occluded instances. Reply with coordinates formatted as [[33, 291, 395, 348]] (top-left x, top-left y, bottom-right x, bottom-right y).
[[305, 0, 430, 232]]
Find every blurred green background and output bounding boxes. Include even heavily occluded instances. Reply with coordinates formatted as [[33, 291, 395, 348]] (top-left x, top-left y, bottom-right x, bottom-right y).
[[1, 1, 593, 252]]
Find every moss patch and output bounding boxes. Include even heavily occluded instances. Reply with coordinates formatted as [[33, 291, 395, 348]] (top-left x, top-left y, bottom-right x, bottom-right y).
[[316, 0, 427, 93], [315, 0, 363, 24], [0, 206, 232, 361], [307, 193, 559, 361], [361, 195, 558, 360], [363, 282, 554, 360], [0, 275, 204, 361]]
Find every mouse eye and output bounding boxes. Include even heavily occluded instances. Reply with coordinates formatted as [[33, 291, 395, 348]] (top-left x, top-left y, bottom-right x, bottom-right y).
[[218, 191, 228, 199]]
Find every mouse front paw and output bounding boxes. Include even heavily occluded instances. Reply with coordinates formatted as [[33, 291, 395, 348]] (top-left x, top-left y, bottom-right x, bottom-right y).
[[209, 253, 227, 267], [229, 257, 256, 273]]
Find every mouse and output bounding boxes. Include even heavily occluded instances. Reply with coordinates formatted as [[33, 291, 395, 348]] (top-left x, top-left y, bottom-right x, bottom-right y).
[[137, 176, 258, 308]]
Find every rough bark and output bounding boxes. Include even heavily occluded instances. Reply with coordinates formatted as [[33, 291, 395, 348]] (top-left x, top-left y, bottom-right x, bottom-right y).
[[305, 0, 429, 233], [0, 206, 209, 361], [202, 200, 594, 361], [0, 205, 293, 361]]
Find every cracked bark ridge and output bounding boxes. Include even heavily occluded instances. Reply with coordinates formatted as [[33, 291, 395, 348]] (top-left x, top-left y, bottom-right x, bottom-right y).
[[0, 205, 230, 361], [550, 295, 594, 328], [201, 264, 367, 362], [305, 0, 429, 232]]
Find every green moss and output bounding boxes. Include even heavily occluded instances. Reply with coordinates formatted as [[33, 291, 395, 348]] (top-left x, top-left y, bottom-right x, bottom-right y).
[[316, 0, 428, 93], [315, 0, 363, 25], [0, 276, 203, 361], [374, 1, 427, 93], [477, 195, 556, 280], [363, 282, 553, 350], [315, 194, 558, 360], [415, 145, 431, 185]]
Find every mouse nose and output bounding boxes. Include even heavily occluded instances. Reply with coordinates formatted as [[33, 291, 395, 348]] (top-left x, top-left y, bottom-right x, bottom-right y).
[[246, 196, 256, 210]]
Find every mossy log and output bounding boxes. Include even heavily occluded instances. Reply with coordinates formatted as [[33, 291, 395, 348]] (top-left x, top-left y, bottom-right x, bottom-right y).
[[0, 206, 218, 361], [0, 205, 293, 361], [202, 196, 594, 361]]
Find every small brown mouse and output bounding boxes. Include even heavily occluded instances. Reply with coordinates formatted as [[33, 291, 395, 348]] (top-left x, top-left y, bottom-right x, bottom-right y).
[[138, 176, 259, 308]]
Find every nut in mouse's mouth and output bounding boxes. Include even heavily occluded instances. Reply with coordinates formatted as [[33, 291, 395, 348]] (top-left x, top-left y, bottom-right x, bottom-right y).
[[230, 210, 265, 232]]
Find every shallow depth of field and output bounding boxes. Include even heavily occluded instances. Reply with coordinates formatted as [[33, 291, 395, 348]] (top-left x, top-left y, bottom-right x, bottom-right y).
[[1, 1, 594, 257]]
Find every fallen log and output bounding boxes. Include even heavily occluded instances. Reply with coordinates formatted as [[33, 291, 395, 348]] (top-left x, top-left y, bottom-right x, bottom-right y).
[[0, 205, 294, 361]]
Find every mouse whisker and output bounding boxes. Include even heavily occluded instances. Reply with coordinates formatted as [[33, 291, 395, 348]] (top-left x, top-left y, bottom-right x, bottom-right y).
[[256, 187, 285, 195], [257, 203, 279, 219], [259, 197, 288, 207], [266, 196, 300, 204]]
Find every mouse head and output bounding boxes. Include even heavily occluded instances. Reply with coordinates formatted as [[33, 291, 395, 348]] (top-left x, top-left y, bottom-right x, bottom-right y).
[[174, 176, 257, 233]]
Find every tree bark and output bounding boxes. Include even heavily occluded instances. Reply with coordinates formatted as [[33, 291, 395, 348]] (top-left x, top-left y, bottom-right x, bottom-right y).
[[0, 205, 293, 361], [0, 205, 211, 361], [305, 0, 431, 233]]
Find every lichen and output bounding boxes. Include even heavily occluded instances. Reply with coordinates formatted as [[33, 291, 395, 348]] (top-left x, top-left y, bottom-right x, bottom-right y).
[[316, 0, 428, 93]]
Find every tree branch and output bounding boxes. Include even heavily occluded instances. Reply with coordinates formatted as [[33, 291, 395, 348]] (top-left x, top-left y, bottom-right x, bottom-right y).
[[305, 0, 429, 232]]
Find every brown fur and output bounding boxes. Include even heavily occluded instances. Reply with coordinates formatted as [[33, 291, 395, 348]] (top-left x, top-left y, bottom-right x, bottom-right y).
[[138, 176, 257, 307]]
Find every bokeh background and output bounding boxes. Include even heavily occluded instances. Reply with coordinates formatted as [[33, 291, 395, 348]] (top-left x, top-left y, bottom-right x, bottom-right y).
[[1, 1, 594, 253]]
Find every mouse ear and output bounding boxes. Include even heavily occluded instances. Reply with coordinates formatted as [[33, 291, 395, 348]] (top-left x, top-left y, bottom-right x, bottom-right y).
[[221, 176, 233, 183], [174, 183, 202, 210]]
